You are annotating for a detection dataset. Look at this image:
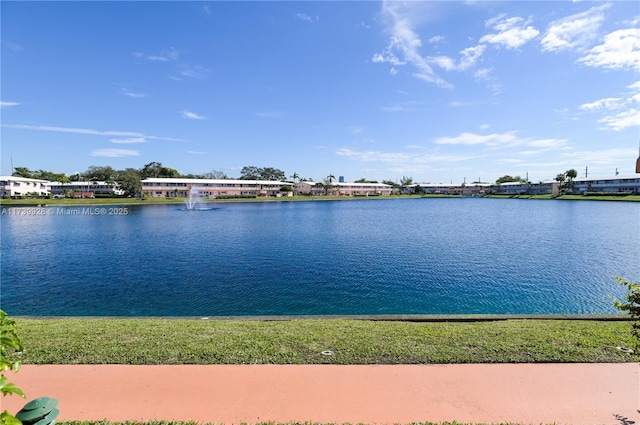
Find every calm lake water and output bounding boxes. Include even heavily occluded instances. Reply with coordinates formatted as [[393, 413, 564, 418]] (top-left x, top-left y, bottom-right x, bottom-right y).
[[1, 198, 638, 316]]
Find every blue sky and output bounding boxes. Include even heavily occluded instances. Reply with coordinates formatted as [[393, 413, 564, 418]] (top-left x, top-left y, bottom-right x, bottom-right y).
[[2, 1, 639, 183]]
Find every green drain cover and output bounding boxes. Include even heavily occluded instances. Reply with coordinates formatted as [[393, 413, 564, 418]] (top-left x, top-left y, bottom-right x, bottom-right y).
[[16, 397, 59, 424]]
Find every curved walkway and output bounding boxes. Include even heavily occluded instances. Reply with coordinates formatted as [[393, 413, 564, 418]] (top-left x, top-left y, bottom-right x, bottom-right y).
[[4, 364, 639, 424]]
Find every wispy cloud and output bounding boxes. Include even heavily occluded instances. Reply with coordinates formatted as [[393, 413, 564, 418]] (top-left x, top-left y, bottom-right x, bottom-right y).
[[580, 81, 640, 131], [2, 123, 183, 141], [203, 5, 211, 15], [294, 13, 318, 23], [348, 126, 364, 134], [110, 137, 147, 144], [257, 111, 283, 119], [91, 149, 140, 157], [578, 28, 640, 70], [177, 64, 210, 80], [133, 47, 179, 62], [560, 147, 637, 165], [182, 110, 205, 120], [373, 2, 452, 88], [429, 44, 486, 71], [429, 35, 444, 44], [121, 88, 147, 98], [541, 4, 609, 52], [188, 150, 211, 155], [434, 131, 568, 150], [1, 101, 20, 108], [480, 15, 540, 49], [2, 40, 23, 52]]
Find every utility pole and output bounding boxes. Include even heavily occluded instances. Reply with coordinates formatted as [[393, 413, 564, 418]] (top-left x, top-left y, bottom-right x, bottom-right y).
[[616, 168, 619, 176], [585, 166, 588, 178]]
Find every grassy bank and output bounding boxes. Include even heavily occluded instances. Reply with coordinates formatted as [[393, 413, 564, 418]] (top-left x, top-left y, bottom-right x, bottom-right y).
[[0, 195, 414, 206], [14, 318, 635, 364], [56, 420, 536, 425]]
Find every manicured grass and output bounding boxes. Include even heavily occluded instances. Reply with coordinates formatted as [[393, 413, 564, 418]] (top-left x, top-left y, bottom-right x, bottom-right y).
[[56, 420, 536, 425], [0, 195, 406, 206], [14, 318, 635, 365]]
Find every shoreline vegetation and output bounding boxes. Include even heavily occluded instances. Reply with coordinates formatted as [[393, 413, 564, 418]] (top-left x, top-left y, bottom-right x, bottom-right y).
[[13, 318, 636, 365], [1, 193, 639, 206]]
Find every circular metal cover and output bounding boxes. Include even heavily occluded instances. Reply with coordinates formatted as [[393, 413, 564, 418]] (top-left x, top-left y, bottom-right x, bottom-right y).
[[16, 397, 59, 422]]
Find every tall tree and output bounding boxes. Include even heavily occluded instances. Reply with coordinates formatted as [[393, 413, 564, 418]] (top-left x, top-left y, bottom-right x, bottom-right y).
[[239, 166, 286, 181], [202, 169, 229, 179], [116, 168, 142, 197], [496, 175, 525, 184], [84, 165, 116, 181], [239, 166, 261, 180], [400, 176, 413, 186], [12, 167, 34, 178]]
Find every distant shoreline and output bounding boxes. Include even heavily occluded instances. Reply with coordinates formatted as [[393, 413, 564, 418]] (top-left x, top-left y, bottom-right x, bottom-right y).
[[1, 193, 639, 207]]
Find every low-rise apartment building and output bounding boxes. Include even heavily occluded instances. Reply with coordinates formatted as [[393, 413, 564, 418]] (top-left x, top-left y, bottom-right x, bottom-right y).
[[48, 181, 125, 198], [0, 176, 50, 198], [573, 175, 640, 195], [141, 178, 291, 198], [294, 181, 392, 196]]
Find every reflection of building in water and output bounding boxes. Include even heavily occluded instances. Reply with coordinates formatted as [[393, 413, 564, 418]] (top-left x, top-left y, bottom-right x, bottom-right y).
[[636, 141, 640, 173]]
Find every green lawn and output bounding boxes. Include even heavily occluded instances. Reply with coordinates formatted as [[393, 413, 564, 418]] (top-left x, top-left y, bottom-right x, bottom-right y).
[[56, 420, 540, 425], [14, 318, 635, 365]]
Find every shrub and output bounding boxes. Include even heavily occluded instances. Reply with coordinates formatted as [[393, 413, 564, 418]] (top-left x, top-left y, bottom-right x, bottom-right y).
[[613, 277, 640, 353], [1, 309, 26, 425]]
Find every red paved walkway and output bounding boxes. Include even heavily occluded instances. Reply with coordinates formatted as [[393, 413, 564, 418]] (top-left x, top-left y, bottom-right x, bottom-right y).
[[4, 364, 639, 424]]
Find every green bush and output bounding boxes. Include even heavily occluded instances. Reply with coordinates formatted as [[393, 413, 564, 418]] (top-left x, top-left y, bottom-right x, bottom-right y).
[[1, 310, 26, 425], [614, 277, 640, 353]]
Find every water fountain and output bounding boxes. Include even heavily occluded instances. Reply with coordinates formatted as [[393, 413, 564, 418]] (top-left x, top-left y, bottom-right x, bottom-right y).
[[185, 186, 202, 210]]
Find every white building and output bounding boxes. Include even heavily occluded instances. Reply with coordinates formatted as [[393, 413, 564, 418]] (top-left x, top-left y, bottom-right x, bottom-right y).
[[0, 176, 50, 198], [48, 181, 125, 198], [294, 181, 392, 196], [141, 178, 292, 198], [572, 175, 640, 195]]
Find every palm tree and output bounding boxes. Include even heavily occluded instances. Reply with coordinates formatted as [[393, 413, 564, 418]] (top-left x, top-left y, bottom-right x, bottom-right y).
[[327, 174, 335, 183], [290, 172, 300, 183]]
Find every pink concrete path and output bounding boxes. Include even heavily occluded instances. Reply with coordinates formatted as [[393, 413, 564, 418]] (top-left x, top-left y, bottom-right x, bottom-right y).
[[3, 364, 639, 424]]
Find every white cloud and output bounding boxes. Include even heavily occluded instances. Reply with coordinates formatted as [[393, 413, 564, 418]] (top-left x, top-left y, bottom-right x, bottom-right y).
[[188, 150, 211, 155], [1, 101, 20, 108], [177, 64, 210, 79], [434, 131, 519, 146], [560, 148, 637, 165], [373, 2, 452, 88], [430, 44, 486, 71], [110, 137, 147, 144], [541, 4, 609, 52], [294, 13, 317, 23], [121, 88, 147, 98], [335, 147, 479, 167], [480, 15, 540, 49], [580, 97, 626, 111], [134, 47, 179, 62], [348, 126, 364, 134], [434, 131, 568, 150], [578, 28, 640, 70], [2, 41, 23, 52], [580, 82, 640, 131], [257, 111, 283, 118], [182, 110, 205, 120], [91, 149, 140, 157], [429, 35, 444, 44], [480, 124, 490, 130], [2, 123, 183, 141]]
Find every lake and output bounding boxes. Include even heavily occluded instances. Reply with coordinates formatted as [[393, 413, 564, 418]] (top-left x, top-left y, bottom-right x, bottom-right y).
[[1, 198, 638, 316]]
